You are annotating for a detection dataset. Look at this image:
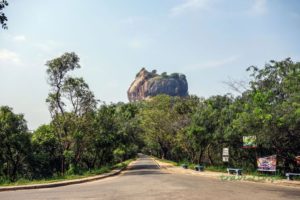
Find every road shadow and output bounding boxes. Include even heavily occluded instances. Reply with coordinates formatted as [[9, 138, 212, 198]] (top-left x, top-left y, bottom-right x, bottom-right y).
[[124, 156, 168, 176], [128, 164, 159, 170], [263, 188, 300, 199], [124, 170, 167, 176]]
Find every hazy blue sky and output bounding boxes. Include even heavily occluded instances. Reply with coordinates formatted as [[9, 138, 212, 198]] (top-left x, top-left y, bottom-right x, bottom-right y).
[[0, 0, 300, 129]]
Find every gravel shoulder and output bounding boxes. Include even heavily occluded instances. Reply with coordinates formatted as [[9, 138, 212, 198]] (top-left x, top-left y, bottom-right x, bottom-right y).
[[153, 158, 300, 188]]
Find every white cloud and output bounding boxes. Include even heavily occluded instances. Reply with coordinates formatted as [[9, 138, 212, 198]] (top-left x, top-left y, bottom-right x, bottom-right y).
[[128, 38, 153, 49], [128, 39, 143, 49], [0, 49, 21, 64], [170, 0, 210, 17], [35, 40, 61, 53], [250, 0, 267, 15], [121, 16, 145, 25], [128, 40, 143, 49], [13, 35, 26, 42], [186, 55, 240, 71]]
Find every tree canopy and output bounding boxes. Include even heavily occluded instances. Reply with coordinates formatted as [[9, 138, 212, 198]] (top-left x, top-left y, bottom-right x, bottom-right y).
[[0, 0, 8, 29], [0, 56, 299, 184]]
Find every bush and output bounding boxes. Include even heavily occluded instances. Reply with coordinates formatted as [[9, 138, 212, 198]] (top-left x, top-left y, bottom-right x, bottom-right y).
[[113, 148, 126, 163]]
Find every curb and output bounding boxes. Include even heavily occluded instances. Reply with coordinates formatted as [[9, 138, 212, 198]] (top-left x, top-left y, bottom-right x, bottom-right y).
[[0, 167, 126, 192]]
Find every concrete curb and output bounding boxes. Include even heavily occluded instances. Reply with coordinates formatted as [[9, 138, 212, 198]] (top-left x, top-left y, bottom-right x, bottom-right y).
[[0, 167, 126, 192]]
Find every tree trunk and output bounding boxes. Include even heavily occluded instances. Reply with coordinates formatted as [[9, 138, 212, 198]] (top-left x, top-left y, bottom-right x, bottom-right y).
[[198, 148, 204, 164], [61, 154, 65, 175], [161, 147, 168, 160], [207, 145, 214, 165]]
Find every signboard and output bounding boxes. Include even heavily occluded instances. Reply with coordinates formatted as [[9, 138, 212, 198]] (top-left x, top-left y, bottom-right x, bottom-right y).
[[222, 148, 229, 162], [223, 148, 229, 156], [222, 156, 229, 162], [243, 136, 257, 148], [257, 155, 277, 172], [296, 156, 300, 165]]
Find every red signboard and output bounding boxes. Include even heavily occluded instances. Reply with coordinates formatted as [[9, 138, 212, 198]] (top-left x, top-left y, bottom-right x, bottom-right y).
[[296, 156, 300, 165]]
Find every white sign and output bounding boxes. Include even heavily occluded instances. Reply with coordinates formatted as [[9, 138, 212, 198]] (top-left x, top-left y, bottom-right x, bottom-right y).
[[222, 156, 229, 162], [223, 148, 229, 156]]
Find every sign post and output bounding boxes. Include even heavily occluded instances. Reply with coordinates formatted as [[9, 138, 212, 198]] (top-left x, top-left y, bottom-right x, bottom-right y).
[[243, 136, 257, 148], [222, 147, 229, 163]]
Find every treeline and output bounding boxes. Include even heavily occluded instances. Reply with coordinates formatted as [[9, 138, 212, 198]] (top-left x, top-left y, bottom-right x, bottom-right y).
[[139, 58, 300, 174], [0, 103, 141, 181], [0, 54, 299, 182], [0, 53, 142, 181]]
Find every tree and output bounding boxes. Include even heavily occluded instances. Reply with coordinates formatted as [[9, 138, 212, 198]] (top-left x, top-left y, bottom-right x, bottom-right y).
[[31, 125, 59, 178], [90, 104, 118, 167], [45, 52, 97, 174], [180, 95, 234, 165], [179, 102, 210, 164], [0, 0, 8, 29], [139, 95, 183, 159], [62, 77, 97, 116], [45, 52, 80, 175], [244, 58, 300, 172], [46, 52, 80, 118], [0, 106, 31, 181], [113, 103, 141, 160], [61, 77, 97, 170]]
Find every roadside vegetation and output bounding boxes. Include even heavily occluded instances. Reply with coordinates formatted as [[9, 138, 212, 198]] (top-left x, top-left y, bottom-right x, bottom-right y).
[[0, 52, 142, 185], [0, 52, 299, 185], [140, 58, 300, 177], [154, 156, 284, 181], [0, 159, 133, 186]]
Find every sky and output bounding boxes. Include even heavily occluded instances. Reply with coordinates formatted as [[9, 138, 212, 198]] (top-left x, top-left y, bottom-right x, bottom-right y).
[[0, 0, 300, 130]]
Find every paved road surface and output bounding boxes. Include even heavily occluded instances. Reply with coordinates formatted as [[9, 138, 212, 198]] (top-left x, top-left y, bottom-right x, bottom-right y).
[[1, 154, 300, 200]]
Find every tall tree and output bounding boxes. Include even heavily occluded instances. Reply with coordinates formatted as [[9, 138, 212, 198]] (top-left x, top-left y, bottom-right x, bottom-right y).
[[45, 52, 98, 174], [45, 52, 80, 174], [245, 58, 300, 172], [46, 52, 81, 118]]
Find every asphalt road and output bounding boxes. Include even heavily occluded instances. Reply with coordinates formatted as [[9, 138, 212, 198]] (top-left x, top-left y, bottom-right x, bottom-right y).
[[1, 154, 300, 200]]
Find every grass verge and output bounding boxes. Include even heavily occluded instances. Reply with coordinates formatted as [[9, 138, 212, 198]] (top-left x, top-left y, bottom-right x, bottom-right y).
[[153, 157, 286, 180], [0, 158, 134, 187], [154, 157, 177, 166]]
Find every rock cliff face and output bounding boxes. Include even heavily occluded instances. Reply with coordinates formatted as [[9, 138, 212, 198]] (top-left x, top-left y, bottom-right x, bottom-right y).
[[127, 68, 188, 102]]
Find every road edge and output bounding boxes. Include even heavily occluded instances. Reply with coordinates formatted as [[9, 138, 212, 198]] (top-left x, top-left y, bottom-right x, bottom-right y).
[[152, 157, 300, 188], [150, 157, 161, 169], [0, 166, 128, 192]]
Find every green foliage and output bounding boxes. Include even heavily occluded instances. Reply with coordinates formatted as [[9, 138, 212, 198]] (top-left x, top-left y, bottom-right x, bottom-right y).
[[1, 57, 299, 184], [161, 72, 168, 78], [138, 95, 182, 159], [0, 0, 8, 29], [31, 124, 59, 178], [0, 106, 31, 181], [140, 58, 300, 174], [0, 159, 133, 186], [113, 148, 126, 163], [45, 52, 98, 175]]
